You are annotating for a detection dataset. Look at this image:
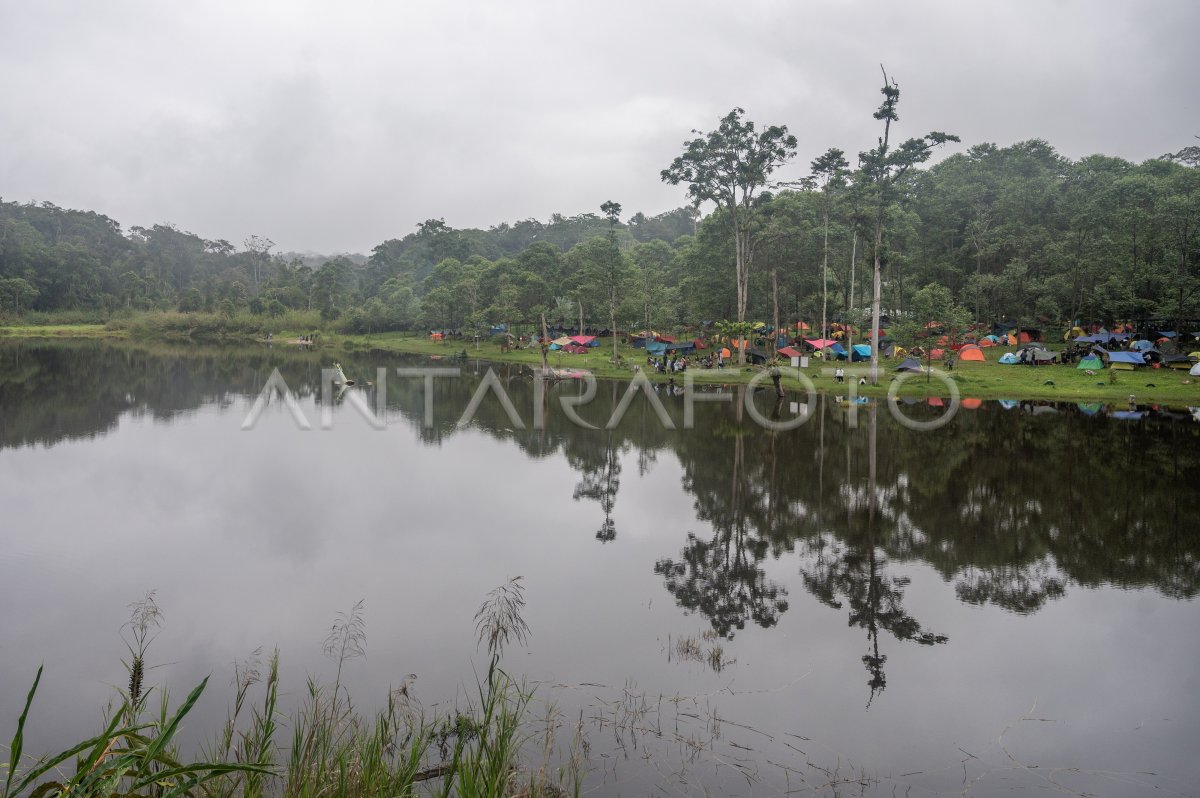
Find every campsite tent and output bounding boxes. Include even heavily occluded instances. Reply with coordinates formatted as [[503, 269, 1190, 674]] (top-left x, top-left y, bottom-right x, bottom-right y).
[[828, 342, 847, 359], [1077, 355, 1103, 370], [563, 344, 589, 354], [569, 335, 598, 347], [958, 344, 985, 362], [1163, 354, 1192, 370], [998, 352, 1019, 364], [850, 344, 872, 362], [1131, 339, 1154, 351], [1107, 351, 1145, 369], [805, 338, 839, 349], [895, 358, 924, 373], [1191, 362, 1200, 377]]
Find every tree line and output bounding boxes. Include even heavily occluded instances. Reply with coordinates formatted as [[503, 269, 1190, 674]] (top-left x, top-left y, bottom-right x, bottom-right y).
[[2, 126, 1197, 344]]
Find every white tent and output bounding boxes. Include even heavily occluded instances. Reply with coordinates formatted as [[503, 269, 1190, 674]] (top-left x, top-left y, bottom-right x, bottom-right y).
[[1190, 361, 1200, 377]]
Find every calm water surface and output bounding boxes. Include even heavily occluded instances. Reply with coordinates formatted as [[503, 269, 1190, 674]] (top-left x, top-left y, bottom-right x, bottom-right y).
[[1, 340, 1198, 797]]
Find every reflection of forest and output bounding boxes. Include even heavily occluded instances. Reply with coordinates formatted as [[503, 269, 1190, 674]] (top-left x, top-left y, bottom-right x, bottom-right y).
[[7, 343, 1200, 675]]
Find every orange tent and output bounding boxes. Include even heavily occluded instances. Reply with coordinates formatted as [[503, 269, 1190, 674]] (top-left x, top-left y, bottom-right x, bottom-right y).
[[961, 398, 983, 410], [958, 345, 985, 362], [720, 347, 731, 358], [979, 338, 995, 347]]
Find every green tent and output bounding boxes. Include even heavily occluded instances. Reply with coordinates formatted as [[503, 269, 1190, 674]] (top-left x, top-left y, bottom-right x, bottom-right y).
[[1077, 355, 1103, 370]]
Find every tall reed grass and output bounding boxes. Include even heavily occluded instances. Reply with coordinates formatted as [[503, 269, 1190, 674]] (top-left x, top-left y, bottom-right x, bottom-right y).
[[1, 579, 581, 798]]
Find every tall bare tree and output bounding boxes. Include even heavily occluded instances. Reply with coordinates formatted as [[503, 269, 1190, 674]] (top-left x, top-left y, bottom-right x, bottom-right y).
[[662, 108, 797, 364]]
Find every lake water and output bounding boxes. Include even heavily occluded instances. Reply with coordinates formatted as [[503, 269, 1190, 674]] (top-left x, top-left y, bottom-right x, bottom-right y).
[[2, 340, 1198, 796]]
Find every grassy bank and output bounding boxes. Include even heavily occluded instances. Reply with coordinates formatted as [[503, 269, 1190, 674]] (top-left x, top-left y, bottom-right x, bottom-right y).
[[1, 310, 327, 343], [0, 323, 125, 338], [338, 332, 1200, 407]]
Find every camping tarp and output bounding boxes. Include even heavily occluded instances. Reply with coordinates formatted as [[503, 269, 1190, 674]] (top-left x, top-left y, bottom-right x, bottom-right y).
[[777, 346, 803, 359], [569, 335, 597, 346], [851, 344, 872, 361], [1107, 351, 1145, 366], [1030, 349, 1057, 362], [1077, 356, 1103, 370], [828, 342, 847, 357], [805, 338, 839, 349]]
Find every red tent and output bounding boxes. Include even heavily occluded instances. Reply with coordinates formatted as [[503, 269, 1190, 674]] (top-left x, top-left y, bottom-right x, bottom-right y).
[[778, 346, 803, 358]]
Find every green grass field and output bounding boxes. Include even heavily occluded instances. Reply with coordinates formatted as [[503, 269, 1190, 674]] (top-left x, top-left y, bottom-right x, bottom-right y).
[[337, 332, 1200, 407]]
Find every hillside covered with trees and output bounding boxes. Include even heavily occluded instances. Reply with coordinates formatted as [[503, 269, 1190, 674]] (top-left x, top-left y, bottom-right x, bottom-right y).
[[2, 136, 1197, 339]]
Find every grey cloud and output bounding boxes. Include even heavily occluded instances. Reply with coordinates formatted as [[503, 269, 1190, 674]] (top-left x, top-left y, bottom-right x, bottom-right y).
[[1, 0, 1196, 252]]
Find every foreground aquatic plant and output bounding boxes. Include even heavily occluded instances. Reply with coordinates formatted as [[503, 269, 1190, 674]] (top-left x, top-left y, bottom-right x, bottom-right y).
[[1, 667, 268, 798], [1, 580, 571, 798]]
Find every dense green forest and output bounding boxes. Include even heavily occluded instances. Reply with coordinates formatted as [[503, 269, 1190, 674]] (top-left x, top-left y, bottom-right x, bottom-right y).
[[2, 138, 1197, 337]]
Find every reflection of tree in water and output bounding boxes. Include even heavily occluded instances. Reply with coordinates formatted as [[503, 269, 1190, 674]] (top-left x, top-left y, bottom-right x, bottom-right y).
[[11, 341, 1200, 645], [571, 430, 621, 542], [799, 404, 947, 706], [802, 538, 947, 704], [655, 395, 789, 638]]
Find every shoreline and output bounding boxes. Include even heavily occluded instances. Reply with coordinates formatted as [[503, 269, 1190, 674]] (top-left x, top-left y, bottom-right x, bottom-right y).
[[4, 324, 1199, 406]]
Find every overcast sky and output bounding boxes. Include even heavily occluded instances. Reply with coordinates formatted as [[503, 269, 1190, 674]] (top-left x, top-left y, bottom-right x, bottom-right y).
[[2, 0, 1197, 254]]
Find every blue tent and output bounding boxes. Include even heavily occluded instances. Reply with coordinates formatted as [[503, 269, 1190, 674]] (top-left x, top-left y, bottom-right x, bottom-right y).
[[998, 399, 1020, 410], [828, 342, 847, 358], [646, 341, 669, 356], [998, 352, 1019, 364], [1131, 339, 1154, 351], [850, 344, 872, 362]]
